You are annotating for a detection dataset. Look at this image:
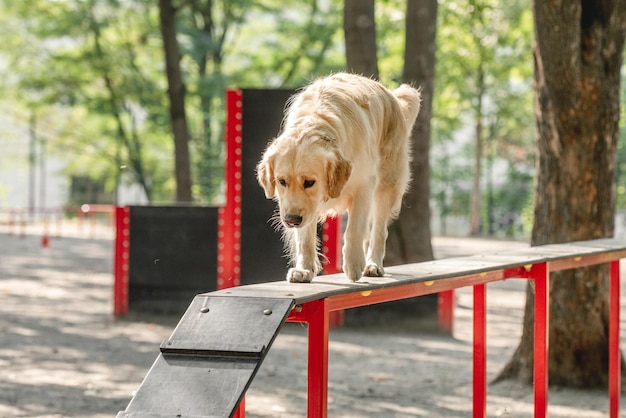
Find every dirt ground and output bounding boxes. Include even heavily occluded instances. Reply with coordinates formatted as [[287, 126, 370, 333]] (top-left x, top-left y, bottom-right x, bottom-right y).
[[0, 228, 624, 417]]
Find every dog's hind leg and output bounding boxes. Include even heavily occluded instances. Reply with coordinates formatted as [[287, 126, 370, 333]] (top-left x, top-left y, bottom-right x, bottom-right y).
[[286, 222, 321, 283], [364, 184, 404, 277], [364, 206, 388, 277], [343, 189, 373, 282]]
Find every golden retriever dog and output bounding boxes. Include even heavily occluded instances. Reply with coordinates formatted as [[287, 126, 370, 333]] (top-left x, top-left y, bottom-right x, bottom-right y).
[[256, 73, 421, 283]]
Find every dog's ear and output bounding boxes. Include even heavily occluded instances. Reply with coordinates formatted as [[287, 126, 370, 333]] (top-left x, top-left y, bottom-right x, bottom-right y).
[[327, 151, 352, 199], [256, 144, 276, 199]]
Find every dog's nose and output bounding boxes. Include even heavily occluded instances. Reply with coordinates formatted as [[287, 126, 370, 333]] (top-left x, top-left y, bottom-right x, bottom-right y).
[[284, 214, 303, 227]]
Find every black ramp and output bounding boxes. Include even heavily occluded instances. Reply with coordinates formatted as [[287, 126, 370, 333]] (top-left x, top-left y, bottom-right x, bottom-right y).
[[118, 295, 294, 418], [239, 89, 295, 284]]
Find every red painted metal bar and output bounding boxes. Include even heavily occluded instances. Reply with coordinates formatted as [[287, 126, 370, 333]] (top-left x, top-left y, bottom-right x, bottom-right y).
[[220, 89, 245, 416], [217, 89, 243, 290], [322, 217, 341, 275], [288, 300, 330, 417], [609, 260, 621, 418], [533, 262, 549, 418], [308, 299, 330, 418], [438, 290, 455, 334], [282, 252, 625, 418], [322, 217, 345, 327], [473, 284, 487, 418], [549, 252, 624, 272], [113, 206, 130, 317], [324, 267, 526, 313], [233, 398, 245, 418]]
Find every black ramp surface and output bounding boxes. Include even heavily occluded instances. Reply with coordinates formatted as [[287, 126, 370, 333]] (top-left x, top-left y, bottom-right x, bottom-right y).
[[118, 296, 294, 418]]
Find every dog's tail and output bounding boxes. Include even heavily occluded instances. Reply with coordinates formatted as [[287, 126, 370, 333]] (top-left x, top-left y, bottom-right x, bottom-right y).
[[393, 84, 421, 127]]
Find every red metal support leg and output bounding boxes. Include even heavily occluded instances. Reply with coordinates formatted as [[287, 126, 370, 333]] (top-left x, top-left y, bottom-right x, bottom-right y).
[[323, 217, 345, 327], [113, 206, 130, 317], [473, 284, 486, 418], [233, 397, 245, 418], [533, 263, 549, 418], [307, 299, 330, 417], [438, 290, 455, 335], [217, 88, 243, 290], [609, 260, 621, 418]]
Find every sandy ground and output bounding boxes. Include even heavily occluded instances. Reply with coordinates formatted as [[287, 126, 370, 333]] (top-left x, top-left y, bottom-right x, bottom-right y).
[[0, 228, 624, 417]]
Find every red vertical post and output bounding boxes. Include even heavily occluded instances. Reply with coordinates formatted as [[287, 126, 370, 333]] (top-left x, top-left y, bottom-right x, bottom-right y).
[[473, 284, 487, 418], [533, 262, 549, 418], [609, 260, 621, 418], [218, 89, 243, 290], [438, 290, 455, 334], [322, 217, 341, 274], [307, 300, 330, 417], [233, 397, 245, 418], [113, 206, 130, 317], [41, 209, 50, 247], [323, 217, 344, 327]]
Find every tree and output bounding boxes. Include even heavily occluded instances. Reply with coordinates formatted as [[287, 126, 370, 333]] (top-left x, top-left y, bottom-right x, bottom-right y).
[[179, 0, 247, 202], [159, 0, 193, 203], [343, 0, 379, 78], [429, 0, 534, 238], [497, 1, 626, 387], [0, 0, 173, 203], [386, 0, 437, 264]]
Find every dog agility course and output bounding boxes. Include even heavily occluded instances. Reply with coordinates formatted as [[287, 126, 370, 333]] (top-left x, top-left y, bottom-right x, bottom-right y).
[[108, 88, 626, 418], [116, 237, 626, 418]]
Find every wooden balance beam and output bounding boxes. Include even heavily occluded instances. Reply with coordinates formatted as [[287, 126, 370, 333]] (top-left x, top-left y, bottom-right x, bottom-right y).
[[116, 238, 626, 418]]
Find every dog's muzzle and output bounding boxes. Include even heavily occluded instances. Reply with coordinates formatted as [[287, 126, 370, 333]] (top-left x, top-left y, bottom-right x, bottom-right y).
[[283, 214, 303, 227]]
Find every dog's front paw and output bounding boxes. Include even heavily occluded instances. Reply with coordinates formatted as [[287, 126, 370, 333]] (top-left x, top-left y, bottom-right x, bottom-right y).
[[343, 261, 365, 282], [286, 268, 314, 283], [364, 263, 384, 277]]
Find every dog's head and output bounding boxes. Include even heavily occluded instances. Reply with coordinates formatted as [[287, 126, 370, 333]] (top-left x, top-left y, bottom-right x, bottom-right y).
[[256, 136, 352, 228]]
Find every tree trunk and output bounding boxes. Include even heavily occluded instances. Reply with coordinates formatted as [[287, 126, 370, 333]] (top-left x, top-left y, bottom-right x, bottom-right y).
[[159, 0, 193, 203], [496, 1, 626, 388], [343, 0, 379, 79], [386, 0, 437, 265]]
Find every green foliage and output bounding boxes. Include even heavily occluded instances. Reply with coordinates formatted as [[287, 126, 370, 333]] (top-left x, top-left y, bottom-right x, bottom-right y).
[[0, 0, 580, 236], [0, 0, 174, 202], [431, 0, 535, 237], [181, 0, 344, 202]]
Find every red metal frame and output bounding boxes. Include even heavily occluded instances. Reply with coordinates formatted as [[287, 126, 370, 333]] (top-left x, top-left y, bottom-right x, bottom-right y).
[[280, 254, 623, 418], [322, 216, 345, 327], [438, 289, 455, 334], [473, 284, 486, 418], [533, 262, 549, 418], [322, 217, 341, 275], [609, 260, 621, 417], [218, 89, 244, 290], [113, 206, 130, 317]]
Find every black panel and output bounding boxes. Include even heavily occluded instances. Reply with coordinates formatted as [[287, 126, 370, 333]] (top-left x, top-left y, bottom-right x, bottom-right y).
[[239, 89, 295, 284], [128, 206, 218, 315]]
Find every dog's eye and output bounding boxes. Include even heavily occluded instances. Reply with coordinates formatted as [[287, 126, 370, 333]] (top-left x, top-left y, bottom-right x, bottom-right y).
[[303, 179, 316, 189], [278, 179, 287, 187]]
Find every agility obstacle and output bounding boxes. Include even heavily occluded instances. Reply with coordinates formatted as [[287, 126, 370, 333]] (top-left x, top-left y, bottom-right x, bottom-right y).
[[116, 237, 625, 418], [113, 89, 322, 316], [113, 88, 440, 324]]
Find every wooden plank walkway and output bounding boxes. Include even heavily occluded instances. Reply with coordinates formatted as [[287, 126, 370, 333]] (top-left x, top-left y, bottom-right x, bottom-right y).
[[211, 238, 626, 304]]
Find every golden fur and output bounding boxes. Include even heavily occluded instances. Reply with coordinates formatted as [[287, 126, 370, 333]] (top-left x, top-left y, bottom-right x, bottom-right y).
[[257, 73, 421, 282]]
